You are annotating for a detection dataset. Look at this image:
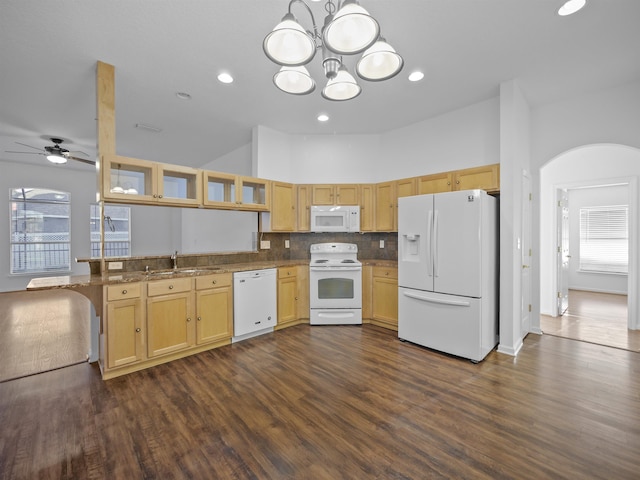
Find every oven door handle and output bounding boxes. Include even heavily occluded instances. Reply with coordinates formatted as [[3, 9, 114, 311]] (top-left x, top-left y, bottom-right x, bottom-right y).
[[309, 266, 362, 272]]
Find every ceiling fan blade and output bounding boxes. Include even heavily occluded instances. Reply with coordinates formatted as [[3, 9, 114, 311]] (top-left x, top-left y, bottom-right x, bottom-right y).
[[68, 150, 89, 158], [15, 141, 43, 151], [68, 155, 96, 166], [5, 150, 44, 155]]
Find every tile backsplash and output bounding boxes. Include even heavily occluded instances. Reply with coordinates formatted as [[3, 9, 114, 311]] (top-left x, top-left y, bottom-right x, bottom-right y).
[[88, 232, 397, 274]]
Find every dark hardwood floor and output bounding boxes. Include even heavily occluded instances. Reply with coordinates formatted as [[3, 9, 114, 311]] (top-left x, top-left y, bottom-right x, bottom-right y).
[[1, 324, 638, 479], [541, 289, 639, 352], [0, 290, 89, 382]]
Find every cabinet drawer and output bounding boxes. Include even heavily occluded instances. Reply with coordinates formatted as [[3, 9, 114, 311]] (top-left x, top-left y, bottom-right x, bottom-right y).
[[372, 266, 398, 280], [195, 273, 232, 290], [147, 277, 192, 296], [107, 283, 141, 301], [278, 266, 297, 279]]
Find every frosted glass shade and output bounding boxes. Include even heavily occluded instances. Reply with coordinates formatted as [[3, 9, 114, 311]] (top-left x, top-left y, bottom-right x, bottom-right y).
[[323, 1, 379, 55], [322, 66, 361, 101], [263, 14, 316, 66], [46, 154, 67, 164], [273, 66, 316, 95], [356, 38, 403, 81]]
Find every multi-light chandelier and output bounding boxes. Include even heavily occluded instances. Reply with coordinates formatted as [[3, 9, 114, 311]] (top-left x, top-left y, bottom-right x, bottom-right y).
[[263, 0, 404, 101]]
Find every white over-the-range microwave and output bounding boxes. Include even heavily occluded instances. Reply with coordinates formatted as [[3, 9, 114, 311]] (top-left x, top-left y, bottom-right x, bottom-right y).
[[310, 205, 360, 232]]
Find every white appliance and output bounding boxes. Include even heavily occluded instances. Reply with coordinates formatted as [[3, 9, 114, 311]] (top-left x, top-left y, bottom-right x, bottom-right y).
[[232, 268, 277, 342], [309, 243, 362, 325], [310, 205, 360, 233], [398, 190, 498, 362]]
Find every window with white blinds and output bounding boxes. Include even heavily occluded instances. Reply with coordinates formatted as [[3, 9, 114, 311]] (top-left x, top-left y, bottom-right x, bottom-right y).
[[579, 205, 628, 274]]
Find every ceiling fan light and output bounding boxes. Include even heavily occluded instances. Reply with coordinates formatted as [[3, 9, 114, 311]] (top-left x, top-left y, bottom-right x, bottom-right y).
[[263, 13, 316, 66], [322, 65, 362, 101], [323, 0, 379, 55], [356, 38, 404, 81], [274, 66, 316, 95], [46, 153, 67, 164]]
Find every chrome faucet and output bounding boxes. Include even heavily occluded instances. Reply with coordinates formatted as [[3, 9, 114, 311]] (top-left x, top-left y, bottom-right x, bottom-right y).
[[171, 250, 178, 270]]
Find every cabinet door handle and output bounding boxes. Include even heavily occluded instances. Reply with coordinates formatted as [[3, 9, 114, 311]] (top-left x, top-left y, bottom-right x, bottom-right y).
[[295, 297, 298, 301], [187, 317, 192, 322], [197, 316, 202, 321], [122, 289, 127, 295], [169, 285, 174, 290], [159, 194, 163, 198], [212, 280, 217, 285], [135, 328, 141, 333], [385, 272, 389, 276]]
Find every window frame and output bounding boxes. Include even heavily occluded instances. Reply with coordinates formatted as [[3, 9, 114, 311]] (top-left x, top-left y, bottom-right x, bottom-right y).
[[90, 204, 132, 258]]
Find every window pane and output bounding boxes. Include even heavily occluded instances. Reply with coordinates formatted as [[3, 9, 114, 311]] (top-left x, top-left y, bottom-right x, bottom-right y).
[[90, 204, 131, 258], [579, 206, 628, 274], [10, 188, 70, 274]]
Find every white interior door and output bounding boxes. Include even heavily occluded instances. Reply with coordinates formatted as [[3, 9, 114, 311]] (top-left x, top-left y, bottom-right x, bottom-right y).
[[557, 189, 570, 315], [521, 173, 532, 333]]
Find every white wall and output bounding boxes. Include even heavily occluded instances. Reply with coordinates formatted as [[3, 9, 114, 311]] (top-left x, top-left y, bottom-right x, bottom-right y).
[[0, 160, 95, 292], [568, 185, 628, 294], [253, 98, 500, 184], [201, 143, 252, 176]]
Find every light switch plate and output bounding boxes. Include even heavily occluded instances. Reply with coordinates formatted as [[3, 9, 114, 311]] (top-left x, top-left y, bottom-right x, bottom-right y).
[[108, 261, 123, 270], [260, 240, 271, 249], [285, 240, 290, 248], [379, 240, 385, 248]]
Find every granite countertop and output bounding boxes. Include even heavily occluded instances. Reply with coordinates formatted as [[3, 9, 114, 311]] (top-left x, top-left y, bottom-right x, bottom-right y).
[[27, 259, 397, 291]]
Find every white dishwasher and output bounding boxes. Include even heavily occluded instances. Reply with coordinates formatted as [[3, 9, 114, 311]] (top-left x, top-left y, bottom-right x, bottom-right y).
[[232, 268, 277, 342]]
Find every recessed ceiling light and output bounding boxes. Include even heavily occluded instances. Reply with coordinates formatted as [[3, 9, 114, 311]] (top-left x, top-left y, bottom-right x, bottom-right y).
[[218, 73, 234, 84], [317, 114, 329, 122], [176, 92, 192, 100], [408, 71, 425, 82], [558, 0, 586, 16]]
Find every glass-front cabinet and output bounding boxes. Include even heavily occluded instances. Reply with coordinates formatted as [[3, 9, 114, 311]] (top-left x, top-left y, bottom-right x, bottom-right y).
[[102, 155, 201, 206], [203, 171, 269, 211]]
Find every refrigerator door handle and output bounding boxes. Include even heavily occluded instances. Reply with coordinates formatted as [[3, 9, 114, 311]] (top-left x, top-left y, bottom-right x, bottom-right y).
[[433, 209, 439, 278], [402, 290, 471, 307], [426, 210, 433, 276]]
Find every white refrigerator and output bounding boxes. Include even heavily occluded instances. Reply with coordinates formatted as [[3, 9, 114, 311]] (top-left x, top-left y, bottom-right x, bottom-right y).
[[398, 189, 498, 362]]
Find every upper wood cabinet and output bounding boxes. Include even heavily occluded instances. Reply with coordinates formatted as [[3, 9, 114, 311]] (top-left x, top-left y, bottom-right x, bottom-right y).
[[269, 181, 297, 231], [375, 181, 396, 232], [102, 155, 202, 207], [453, 164, 500, 193], [418, 172, 454, 194], [202, 171, 269, 211], [311, 184, 359, 205], [297, 184, 312, 232], [395, 177, 417, 198], [359, 184, 375, 232]]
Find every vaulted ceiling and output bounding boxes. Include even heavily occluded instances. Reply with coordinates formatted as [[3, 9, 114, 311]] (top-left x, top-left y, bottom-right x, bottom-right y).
[[1, 0, 639, 170]]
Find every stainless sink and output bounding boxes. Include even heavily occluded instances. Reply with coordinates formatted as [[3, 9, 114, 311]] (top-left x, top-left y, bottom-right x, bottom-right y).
[[145, 267, 221, 277]]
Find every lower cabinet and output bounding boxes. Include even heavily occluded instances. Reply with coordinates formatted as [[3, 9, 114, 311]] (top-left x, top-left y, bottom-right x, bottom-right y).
[[146, 277, 194, 358], [195, 273, 233, 345], [371, 266, 398, 330], [104, 283, 145, 369], [277, 265, 309, 329]]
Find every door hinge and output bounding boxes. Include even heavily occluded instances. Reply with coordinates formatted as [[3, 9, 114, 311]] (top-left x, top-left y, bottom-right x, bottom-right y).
[[557, 291, 562, 298], [528, 304, 532, 312], [558, 200, 561, 207], [557, 246, 561, 253], [529, 192, 532, 201], [529, 248, 532, 257]]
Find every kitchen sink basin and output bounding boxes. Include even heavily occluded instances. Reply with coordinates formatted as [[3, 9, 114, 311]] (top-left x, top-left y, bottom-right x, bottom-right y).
[[145, 267, 221, 277]]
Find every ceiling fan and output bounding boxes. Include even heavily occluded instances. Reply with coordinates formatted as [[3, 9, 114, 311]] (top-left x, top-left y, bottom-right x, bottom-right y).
[[5, 137, 95, 165]]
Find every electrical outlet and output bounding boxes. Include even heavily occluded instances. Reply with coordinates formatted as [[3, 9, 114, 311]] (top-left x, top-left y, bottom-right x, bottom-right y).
[[108, 261, 123, 270], [260, 240, 271, 249], [285, 240, 290, 248], [379, 240, 385, 248]]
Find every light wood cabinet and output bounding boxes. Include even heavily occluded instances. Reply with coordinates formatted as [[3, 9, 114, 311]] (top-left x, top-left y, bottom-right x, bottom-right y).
[[311, 184, 359, 205], [395, 177, 417, 230], [375, 181, 396, 232], [277, 265, 309, 329], [104, 283, 144, 369], [277, 266, 298, 327], [297, 184, 312, 231], [418, 172, 453, 194], [103, 154, 202, 207], [203, 171, 269, 211], [453, 164, 500, 193], [195, 273, 233, 345], [269, 181, 297, 231], [359, 184, 375, 232], [146, 277, 194, 358], [362, 265, 372, 321], [371, 266, 398, 330]]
